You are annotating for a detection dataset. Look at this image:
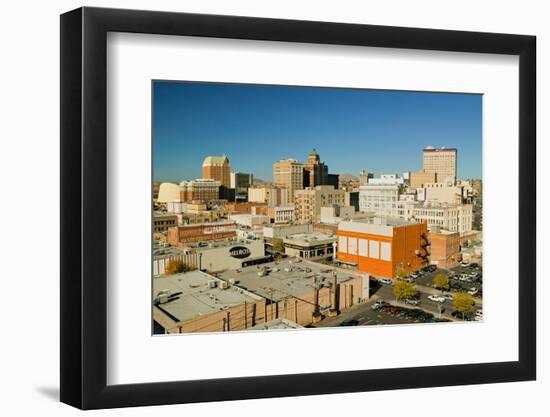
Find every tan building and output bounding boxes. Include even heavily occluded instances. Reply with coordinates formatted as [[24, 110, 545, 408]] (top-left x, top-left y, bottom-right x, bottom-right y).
[[413, 203, 473, 235], [424, 182, 465, 204], [294, 186, 346, 224], [410, 171, 437, 188], [273, 159, 304, 203], [266, 206, 294, 223], [153, 212, 178, 233], [179, 178, 220, 202], [422, 147, 457, 183], [248, 187, 289, 207], [202, 155, 230, 188], [429, 230, 461, 268]]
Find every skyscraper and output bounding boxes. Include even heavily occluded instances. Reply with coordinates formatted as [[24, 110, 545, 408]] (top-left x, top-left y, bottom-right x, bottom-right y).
[[422, 147, 457, 184], [303, 148, 329, 188], [202, 155, 231, 188]]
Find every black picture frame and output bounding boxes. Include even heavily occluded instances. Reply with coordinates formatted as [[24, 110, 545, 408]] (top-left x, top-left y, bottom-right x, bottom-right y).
[[60, 6, 536, 410]]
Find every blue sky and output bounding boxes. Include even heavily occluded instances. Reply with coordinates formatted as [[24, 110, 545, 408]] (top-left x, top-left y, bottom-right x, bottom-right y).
[[153, 81, 482, 182]]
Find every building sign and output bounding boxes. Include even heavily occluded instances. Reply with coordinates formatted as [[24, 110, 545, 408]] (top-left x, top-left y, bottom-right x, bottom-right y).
[[229, 246, 251, 259]]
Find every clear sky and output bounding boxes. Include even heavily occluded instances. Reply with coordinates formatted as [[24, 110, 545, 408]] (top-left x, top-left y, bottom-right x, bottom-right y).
[[153, 80, 482, 182]]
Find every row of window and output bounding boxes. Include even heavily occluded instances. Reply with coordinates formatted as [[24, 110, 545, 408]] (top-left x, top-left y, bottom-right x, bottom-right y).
[[338, 236, 392, 261]]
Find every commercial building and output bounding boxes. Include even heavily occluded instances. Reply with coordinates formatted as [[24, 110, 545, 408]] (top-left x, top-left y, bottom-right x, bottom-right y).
[[153, 270, 266, 333], [303, 148, 329, 187], [422, 146, 457, 183], [359, 184, 401, 217], [153, 212, 178, 233], [412, 202, 473, 235], [266, 206, 295, 223], [229, 213, 271, 228], [248, 187, 289, 207], [218, 258, 369, 326], [273, 159, 304, 203], [337, 217, 429, 278], [225, 201, 268, 214], [167, 221, 236, 247], [410, 171, 437, 188], [359, 170, 374, 185], [157, 182, 181, 203], [282, 232, 336, 260], [294, 185, 346, 224], [263, 223, 313, 243], [179, 178, 220, 202], [230, 172, 253, 202], [429, 230, 461, 268], [202, 155, 231, 188], [367, 174, 405, 186], [423, 183, 466, 204], [319, 205, 356, 224]]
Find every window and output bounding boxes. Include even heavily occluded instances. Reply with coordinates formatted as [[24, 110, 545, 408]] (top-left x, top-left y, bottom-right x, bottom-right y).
[[338, 236, 347, 253], [380, 242, 392, 261], [369, 240, 379, 259], [348, 238, 357, 255], [358, 239, 368, 257]]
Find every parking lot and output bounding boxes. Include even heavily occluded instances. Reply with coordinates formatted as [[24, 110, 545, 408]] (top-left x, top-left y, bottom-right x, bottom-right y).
[[314, 263, 483, 328]]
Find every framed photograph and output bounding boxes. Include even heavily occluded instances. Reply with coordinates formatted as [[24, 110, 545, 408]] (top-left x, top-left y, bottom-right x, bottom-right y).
[[60, 6, 536, 410]]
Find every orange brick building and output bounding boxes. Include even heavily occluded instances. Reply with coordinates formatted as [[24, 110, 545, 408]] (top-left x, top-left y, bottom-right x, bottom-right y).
[[337, 218, 429, 278], [167, 221, 236, 247], [429, 230, 461, 268]]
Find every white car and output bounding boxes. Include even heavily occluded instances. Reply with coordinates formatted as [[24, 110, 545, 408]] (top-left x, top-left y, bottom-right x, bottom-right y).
[[442, 294, 453, 301], [379, 278, 393, 285], [468, 288, 479, 296], [428, 295, 446, 303]]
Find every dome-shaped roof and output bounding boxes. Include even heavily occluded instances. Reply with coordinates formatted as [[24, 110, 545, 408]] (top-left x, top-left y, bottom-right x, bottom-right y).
[[308, 148, 319, 156]]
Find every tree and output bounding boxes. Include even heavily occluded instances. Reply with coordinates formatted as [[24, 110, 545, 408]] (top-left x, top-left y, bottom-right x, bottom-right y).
[[452, 292, 475, 320], [393, 280, 417, 300], [272, 238, 285, 253], [433, 273, 449, 293], [395, 267, 409, 280], [165, 258, 186, 275]]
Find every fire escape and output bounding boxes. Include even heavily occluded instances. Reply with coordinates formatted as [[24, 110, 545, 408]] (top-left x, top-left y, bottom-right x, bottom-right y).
[[417, 232, 431, 265]]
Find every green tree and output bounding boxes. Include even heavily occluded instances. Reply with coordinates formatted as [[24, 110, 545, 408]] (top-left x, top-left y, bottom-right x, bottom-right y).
[[272, 238, 285, 253], [395, 267, 409, 280], [165, 259, 186, 275], [433, 273, 449, 293], [452, 292, 475, 320], [393, 280, 417, 300]]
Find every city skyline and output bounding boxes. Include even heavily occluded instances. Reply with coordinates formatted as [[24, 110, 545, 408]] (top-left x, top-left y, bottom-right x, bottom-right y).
[[153, 81, 482, 182]]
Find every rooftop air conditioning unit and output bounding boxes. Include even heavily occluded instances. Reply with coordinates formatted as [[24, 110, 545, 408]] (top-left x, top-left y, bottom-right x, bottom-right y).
[[208, 280, 218, 289], [219, 281, 229, 290]]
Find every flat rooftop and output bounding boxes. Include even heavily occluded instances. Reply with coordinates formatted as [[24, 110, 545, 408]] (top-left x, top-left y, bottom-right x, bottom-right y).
[[249, 318, 303, 330], [283, 232, 336, 247], [184, 237, 262, 250], [153, 270, 261, 323], [218, 257, 362, 302]]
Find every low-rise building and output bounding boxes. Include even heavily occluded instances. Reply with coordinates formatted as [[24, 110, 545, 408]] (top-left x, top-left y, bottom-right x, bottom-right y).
[[282, 232, 336, 260], [263, 223, 313, 243], [153, 270, 266, 334], [229, 213, 271, 228], [247, 187, 289, 207], [410, 171, 437, 188], [337, 217, 429, 278], [412, 202, 473, 235], [266, 206, 294, 223], [153, 212, 178, 233], [167, 221, 236, 247], [429, 229, 461, 268]]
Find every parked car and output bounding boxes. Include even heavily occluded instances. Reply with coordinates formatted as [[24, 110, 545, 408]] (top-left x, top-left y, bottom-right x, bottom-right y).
[[442, 294, 453, 301], [339, 319, 360, 326], [428, 295, 446, 303], [404, 298, 420, 305], [467, 287, 479, 296], [371, 301, 388, 310], [379, 278, 393, 285]]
